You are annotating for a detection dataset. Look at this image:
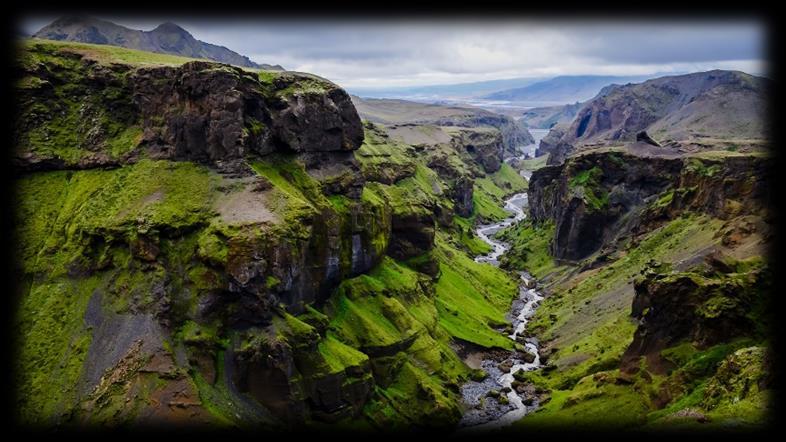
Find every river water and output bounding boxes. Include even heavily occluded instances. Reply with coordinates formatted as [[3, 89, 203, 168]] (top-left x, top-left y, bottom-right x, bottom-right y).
[[457, 131, 549, 431]]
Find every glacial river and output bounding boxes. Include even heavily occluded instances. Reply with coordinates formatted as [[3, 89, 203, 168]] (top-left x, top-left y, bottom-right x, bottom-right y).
[[458, 130, 549, 431]]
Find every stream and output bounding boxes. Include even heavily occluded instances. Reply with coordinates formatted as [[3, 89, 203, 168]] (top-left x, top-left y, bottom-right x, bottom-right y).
[[457, 131, 549, 431]]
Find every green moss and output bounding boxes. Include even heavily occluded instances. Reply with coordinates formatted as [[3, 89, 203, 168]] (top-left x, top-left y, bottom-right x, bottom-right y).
[[490, 162, 528, 192], [364, 360, 462, 429], [568, 166, 608, 211], [249, 155, 327, 225], [355, 124, 418, 183], [191, 349, 277, 428], [661, 341, 699, 367], [452, 216, 493, 255], [257, 70, 280, 84], [472, 178, 510, 222], [22, 38, 206, 67], [16, 160, 216, 277], [518, 370, 650, 429], [276, 76, 332, 97], [433, 234, 518, 350], [196, 222, 230, 266], [15, 276, 100, 422], [496, 219, 557, 278], [654, 189, 675, 208], [525, 215, 725, 400], [318, 333, 370, 374], [247, 118, 266, 137], [685, 158, 723, 177], [520, 154, 550, 171]]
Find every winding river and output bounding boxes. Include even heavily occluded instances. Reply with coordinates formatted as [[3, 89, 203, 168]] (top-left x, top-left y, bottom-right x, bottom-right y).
[[458, 130, 549, 431]]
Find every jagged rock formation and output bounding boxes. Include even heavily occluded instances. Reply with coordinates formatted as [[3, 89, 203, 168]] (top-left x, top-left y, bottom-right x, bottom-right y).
[[15, 46, 361, 174], [622, 254, 770, 373], [528, 151, 769, 261], [636, 130, 661, 147], [33, 16, 282, 69], [514, 140, 772, 427]]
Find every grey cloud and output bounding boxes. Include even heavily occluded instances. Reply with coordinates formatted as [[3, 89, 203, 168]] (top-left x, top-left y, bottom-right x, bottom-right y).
[[20, 16, 766, 87]]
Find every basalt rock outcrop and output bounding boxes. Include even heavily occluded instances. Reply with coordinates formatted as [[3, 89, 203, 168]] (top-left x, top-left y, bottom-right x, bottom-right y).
[[621, 255, 770, 373], [528, 151, 769, 261], [12, 42, 391, 426], [449, 128, 504, 174], [15, 45, 362, 174], [535, 123, 566, 159]]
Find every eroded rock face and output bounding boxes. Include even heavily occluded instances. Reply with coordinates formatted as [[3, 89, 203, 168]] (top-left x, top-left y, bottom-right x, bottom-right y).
[[528, 151, 769, 261], [449, 129, 504, 173], [388, 209, 436, 261], [536, 123, 566, 159], [621, 257, 770, 373], [133, 63, 363, 172], [450, 176, 474, 218], [15, 54, 363, 174], [267, 72, 364, 154]]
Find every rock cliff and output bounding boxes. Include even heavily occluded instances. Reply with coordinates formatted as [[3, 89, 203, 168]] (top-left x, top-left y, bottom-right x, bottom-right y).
[[528, 151, 769, 261], [13, 40, 524, 429]]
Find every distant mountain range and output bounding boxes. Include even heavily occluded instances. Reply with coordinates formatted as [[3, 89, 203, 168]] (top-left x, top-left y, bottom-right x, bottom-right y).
[[33, 16, 283, 70], [482, 74, 669, 104], [349, 73, 685, 108], [348, 77, 548, 100]]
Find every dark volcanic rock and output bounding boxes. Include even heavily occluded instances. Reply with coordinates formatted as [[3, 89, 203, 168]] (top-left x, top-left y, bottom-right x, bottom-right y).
[[15, 50, 363, 174], [620, 258, 769, 374], [267, 72, 364, 154], [451, 176, 474, 217], [528, 151, 769, 261], [133, 63, 363, 172], [536, 123, 566, 158], [636, 130, 661, 147], [449, 128, 504, 173], [388, 209, 436, 261]]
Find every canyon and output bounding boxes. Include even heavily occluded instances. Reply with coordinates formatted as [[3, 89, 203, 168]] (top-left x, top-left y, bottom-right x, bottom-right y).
[[12, 34, 773, 432]]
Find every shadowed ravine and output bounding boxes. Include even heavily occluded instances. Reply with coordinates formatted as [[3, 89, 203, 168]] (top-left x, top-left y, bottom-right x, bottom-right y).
[[458, 135, 548, 430]]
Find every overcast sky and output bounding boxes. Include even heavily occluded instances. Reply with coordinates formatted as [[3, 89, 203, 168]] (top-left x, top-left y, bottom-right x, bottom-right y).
[[20, 16, 767, 89]]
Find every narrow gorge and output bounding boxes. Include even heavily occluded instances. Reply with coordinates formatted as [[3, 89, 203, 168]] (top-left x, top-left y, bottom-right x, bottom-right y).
[[11, 26, 774, 433]]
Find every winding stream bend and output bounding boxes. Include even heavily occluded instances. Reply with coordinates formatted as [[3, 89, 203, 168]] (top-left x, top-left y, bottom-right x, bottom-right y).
[[458, 133, 549, 431]]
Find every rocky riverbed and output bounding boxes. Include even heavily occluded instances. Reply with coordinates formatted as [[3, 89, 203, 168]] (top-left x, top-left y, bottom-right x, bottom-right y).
[[458, 189, 546, 431]]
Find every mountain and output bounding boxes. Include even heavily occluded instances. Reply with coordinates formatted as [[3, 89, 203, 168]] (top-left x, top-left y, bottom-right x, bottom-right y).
[[33, 16, 283, 70], [482, 74, 662, 104], [542, 70, 768, 164], [348, 76, 547, 100]]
